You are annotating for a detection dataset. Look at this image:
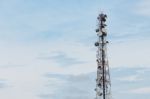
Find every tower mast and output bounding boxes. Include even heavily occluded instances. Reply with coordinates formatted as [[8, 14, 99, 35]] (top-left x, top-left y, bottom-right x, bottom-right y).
[[94, 13, 112, 99]]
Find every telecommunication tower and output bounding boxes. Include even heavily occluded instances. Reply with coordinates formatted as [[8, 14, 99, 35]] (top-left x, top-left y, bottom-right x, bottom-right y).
[[94, 13, 112, 99]]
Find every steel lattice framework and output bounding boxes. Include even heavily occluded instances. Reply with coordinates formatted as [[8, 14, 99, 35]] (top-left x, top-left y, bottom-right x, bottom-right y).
[[94, 13, 112, 99]]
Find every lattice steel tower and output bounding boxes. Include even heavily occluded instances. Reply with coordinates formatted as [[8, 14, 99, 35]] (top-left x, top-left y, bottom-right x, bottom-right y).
[[94, 13, 112, 99]]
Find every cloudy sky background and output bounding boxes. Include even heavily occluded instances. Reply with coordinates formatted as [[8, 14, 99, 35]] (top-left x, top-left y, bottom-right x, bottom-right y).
[[0, 0, 150, 99]]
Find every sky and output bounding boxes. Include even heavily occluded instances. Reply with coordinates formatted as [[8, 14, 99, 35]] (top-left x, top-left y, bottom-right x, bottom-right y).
[[0, 0, 150, 99]]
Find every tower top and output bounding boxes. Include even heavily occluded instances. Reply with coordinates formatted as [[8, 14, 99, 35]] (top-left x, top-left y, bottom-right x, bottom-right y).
[[96, 13, 107, 36]]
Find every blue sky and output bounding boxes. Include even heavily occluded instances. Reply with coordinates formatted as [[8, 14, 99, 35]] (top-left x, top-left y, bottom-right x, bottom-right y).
[[0, 0, 150, 99]]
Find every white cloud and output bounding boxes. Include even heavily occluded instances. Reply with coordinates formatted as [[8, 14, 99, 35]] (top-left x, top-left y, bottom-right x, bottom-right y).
[[116, 75, 142, 82], [0, 64, 64, 99], [0, 40, 96, 99], [45, 73, 95, 99], [129, 87, 150, 94], [109, 39, 150, 68], [136, 68, 150, 74]]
